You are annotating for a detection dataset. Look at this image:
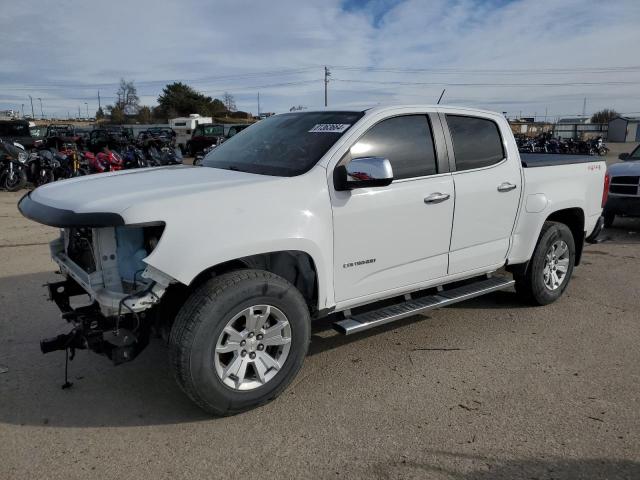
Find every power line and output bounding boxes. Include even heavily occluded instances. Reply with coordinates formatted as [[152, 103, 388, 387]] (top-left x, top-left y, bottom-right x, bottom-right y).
[[0, 66, 323, 91], [332, 78, 640, 87], [329, 64, 640, 75]]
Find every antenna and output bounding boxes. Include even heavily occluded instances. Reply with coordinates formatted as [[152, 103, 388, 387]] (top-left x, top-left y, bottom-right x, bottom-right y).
[[437, 89, 446, 105]]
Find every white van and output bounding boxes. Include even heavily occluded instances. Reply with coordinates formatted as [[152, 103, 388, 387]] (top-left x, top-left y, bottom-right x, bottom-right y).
[[169, 114, 212, 152]]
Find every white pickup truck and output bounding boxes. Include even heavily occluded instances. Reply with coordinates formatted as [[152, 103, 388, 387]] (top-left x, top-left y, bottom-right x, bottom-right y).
[[18, 105, 607, 415]]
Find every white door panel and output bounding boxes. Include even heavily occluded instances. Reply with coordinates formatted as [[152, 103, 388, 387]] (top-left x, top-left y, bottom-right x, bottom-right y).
[[448, 237, 510, 273], [449, 161, 521, 273], [333, 175, 454, 302]]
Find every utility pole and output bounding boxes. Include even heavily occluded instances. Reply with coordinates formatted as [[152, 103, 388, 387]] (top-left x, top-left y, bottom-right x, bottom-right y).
[[544, 106, 548, 123], [37, 97, 43, 119], [324, 66, 331, 107], [85, 102, 89, 118], [28, 95, 35, 119], [98, 90, 101, 111], [78, 106, 81, 119], [582, 97, 587, 118], [257, 92, 260, 116], [21, 103, 24, 118]]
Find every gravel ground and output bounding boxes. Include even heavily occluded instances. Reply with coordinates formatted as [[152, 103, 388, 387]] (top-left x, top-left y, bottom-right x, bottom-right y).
[[0, 147, 639, 479]]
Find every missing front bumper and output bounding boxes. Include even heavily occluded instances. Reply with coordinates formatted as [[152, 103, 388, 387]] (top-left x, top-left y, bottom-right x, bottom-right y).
[[43, 278, 152, 365]]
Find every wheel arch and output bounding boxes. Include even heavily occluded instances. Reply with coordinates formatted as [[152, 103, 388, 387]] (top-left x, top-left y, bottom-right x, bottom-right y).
[[188, 250, 321, 313], [507, 206, 586, 275], [545, 207, 585, 265]]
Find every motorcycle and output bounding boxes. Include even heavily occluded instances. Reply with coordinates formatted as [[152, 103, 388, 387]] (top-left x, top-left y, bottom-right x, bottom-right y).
[[122, 145, 150, 169], [591, 137, 609, 156], [147, 145, 183, 166], [0, 139, 28, 191], [85, 149, 124, 173], [24, 150, 55, 186], [59, 142, 89, 177], [193, 144, 215, 166]]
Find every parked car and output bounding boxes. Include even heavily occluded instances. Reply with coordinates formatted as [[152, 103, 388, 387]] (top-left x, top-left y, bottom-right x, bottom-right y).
[[147, 127, 176, 140], [74, 128, 92, 148], [18, 105, 606, 416], [602, 146, 640, 226], [45, 124, 79, 149], [87, 128, 129, 153], [0, 119, 43, 150], [186, 123, 225, 156]]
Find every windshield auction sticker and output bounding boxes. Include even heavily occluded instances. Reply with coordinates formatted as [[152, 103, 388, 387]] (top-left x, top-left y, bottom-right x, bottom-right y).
[[308, 124, 351, 133]]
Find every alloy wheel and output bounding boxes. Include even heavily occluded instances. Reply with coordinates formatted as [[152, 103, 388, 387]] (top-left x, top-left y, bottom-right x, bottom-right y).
[[543, 240, 570, 291], [214, 305, 292, 391]]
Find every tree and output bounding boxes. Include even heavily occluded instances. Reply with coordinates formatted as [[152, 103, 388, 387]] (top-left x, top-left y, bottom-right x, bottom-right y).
[[137, 106, 152, 124], [289, 105, 307, 111], [223, 92, 236, 112], [157, 82, 227, 118], [591, 108, 619, 124], [115, 78, 140, 115], [96, 107, 105, 120], [107, 104, 125, 124]]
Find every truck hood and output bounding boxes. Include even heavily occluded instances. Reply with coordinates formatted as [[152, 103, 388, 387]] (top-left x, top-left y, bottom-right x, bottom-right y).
[[24, 165, 276, 225], [608, 160, 640, 176]]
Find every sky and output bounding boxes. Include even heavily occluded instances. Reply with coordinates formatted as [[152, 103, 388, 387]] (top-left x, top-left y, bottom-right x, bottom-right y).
[[1, 0, 639, 120]]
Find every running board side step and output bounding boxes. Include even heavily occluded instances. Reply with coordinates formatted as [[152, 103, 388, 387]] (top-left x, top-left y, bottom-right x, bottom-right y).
[[333, 276, 514, 335]]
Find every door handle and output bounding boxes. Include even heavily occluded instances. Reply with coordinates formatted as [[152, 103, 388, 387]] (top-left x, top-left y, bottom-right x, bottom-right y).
[[424, 192, 450, 204], [497, 182, 517, 192]]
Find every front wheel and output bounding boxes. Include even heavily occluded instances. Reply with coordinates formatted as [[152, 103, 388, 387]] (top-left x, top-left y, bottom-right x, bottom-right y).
[[169, 270, 311, 416], [514, 221, 575, 306], [37, 168, 55, 186], [2, 166, 27, 191]]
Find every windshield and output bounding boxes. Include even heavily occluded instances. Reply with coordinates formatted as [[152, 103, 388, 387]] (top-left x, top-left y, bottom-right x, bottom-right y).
[[629, 145, 640, 160], [202, 111, 364, 176]]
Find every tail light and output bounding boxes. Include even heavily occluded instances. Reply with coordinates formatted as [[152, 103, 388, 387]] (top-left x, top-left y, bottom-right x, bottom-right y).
[[602, 172, 610, 208]]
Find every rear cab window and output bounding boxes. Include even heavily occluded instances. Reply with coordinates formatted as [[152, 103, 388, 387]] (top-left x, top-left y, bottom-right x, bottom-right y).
[[446, 115, 504, 171]]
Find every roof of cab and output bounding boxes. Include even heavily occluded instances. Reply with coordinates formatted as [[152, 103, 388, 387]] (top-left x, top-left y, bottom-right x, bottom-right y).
[[286, 104, 502, 117]]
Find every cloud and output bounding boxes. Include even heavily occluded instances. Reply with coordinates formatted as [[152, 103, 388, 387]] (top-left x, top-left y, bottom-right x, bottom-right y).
[[1, 0, 639, 119]]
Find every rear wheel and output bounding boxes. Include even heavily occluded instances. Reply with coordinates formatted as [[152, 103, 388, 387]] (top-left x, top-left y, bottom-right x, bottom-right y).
[[169, 269, 310, 416], [514, 221, 575, 306]]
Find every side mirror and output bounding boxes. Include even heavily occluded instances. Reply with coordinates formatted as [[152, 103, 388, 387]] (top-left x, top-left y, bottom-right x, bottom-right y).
[[334, 157, 393, 191], [619, 153, 629, 161]]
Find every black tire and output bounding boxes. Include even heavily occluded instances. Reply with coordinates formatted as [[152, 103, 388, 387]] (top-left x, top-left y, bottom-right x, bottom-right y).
[[2, 166, 27, 192], [37, 168, 55, 186], [169, 269, 311, 416], [603, 212, 615, 228], [514, 221, 576, 306]]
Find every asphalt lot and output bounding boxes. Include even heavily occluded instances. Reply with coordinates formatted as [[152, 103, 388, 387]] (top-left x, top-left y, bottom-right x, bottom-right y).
[[1, 147, 639, 479]]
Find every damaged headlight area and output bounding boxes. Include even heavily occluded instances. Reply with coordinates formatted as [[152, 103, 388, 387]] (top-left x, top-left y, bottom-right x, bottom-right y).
[[43, 222, 175, 366]]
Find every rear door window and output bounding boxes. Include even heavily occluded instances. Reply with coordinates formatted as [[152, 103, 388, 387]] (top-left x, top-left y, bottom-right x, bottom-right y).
[[446, 115, 504, 171]]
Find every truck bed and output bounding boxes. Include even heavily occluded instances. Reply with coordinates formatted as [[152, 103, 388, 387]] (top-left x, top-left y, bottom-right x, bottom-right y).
[[520, 153, 602, 168]]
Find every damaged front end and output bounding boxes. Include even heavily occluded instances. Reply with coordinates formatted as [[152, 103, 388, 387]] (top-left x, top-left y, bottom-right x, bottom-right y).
[[41, 223, 173, 365]]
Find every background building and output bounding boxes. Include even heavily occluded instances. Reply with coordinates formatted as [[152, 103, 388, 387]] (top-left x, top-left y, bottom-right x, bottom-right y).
[[608, 116, 640, 142]]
